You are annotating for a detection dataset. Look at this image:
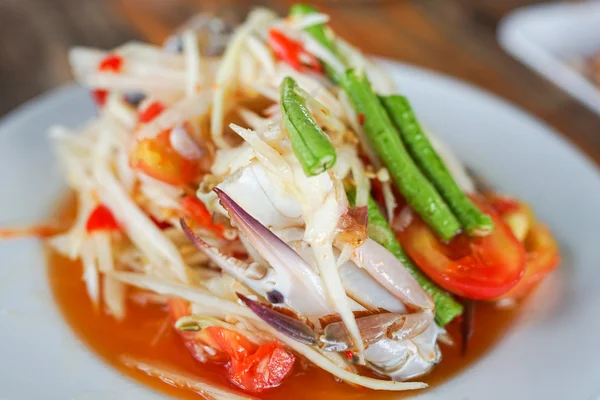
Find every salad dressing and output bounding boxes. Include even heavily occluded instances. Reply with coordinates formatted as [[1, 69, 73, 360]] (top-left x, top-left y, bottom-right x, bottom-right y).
[[47, 197, 520, 399]]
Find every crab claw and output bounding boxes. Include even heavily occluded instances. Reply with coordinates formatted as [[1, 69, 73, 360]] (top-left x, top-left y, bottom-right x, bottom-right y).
[[216, 188, 332, 316], [320, 311, 432, 352], [237, 293, 319, 346]]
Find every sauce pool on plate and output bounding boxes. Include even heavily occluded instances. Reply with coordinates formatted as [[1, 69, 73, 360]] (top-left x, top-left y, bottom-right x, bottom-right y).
[[47, 197, 520, 399]]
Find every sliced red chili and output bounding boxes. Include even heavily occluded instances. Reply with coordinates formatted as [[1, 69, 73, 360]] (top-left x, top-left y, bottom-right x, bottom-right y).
[[91, 89, 108, 107], [268, 28, 322, 73], [138, 101, 165, 123], [86, 204, 120, 233], [98, 54, 124, 73]]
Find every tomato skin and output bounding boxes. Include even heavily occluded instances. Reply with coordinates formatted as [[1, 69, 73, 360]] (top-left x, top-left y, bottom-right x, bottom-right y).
[[130, 130, 197, 186], [167, 299, 295, 393], [86, 204, 120, 233], [499, 223, 559, 299], [396, 197, 526, 300]]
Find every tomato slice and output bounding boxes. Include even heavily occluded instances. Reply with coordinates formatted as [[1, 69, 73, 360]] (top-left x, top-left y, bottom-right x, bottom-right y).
[[86, 204, 120, 233], [167, 299, 295, 393], [180, 196, 225, 238], [396, 197, 526, 300], [499, 222, 559, 299], [130, 130, 197, 186], [486, 195, 560, 299]]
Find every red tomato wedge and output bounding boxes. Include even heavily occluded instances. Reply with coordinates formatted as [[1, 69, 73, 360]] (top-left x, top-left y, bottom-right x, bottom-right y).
[[129, 130, 197, 186], [487, 195, 560, 299], [499, 223, 559, 299], [86, 204, 120, 233], [396, 197, 526, 300], [180, 196, 225, 238], [167, 299, 295, 393], [268, 28, 322, 73]]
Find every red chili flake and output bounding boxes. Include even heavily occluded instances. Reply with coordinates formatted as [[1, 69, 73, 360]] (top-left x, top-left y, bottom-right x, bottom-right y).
[[86, 204, 120, 233], [358, 113, 365, 125], [344, 350, 354, 360], [150, 215, 172, 230], [138, 101, 165, 123], [98, 54, 124, 73], [91, 89, 108, 106]]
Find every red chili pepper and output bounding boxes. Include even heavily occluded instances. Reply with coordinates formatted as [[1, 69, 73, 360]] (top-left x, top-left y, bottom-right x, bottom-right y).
[[91, 89, 108, 106], [358, 113, 365, 125], [344, 350, 354, 360], [180, 195, 225, 238], [138, 101, 165, 123], [86, 204, 120, 233], [98, 54, 124, 73], [268, 28, 322, 73]]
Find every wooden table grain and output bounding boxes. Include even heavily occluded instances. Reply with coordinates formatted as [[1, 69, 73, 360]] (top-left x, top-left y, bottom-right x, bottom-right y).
[[1, 0, 598, 161]]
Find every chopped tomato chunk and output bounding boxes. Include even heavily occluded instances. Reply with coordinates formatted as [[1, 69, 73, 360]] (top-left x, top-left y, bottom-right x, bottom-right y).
[[396, 196, 526, 300], [487, 195, 560, 299], [180, 196, 225, 238], [167, 299, 295, 393], [86, 204, 120, 233], [130, 130, 197, 186]]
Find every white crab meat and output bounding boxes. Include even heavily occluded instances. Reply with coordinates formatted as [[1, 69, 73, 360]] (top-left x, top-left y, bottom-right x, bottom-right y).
[[217, 162, 303, 230]]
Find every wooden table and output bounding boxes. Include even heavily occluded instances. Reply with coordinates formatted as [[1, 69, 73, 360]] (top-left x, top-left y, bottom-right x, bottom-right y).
[[1, 0, 598, 161]]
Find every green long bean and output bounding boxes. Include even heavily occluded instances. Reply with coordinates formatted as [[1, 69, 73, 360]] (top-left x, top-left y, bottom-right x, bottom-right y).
[[281, 76, 336, 176], [347, 188, 463, 326], [381, 95, 493, 236], [342, 70, 461, 240]]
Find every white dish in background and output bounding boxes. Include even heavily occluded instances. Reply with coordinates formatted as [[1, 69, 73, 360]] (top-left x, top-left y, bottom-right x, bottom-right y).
[[498, 1, 600, 115], [2, 60, 600, 399]]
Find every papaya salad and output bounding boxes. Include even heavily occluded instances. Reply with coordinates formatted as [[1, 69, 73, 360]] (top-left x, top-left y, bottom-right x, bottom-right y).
[[33, 4, 560, 398]]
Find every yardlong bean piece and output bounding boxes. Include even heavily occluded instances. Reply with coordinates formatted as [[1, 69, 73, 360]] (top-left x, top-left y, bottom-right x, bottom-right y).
[[342, 70, 460, 240], [281, 76, 336, 176], [381, 95, 493, 236]]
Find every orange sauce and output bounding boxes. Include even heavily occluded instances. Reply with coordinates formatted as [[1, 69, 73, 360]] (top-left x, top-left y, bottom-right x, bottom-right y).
[[47, 197, 520, 399]]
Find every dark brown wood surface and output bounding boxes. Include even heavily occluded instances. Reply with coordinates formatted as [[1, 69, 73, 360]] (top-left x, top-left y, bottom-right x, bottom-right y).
[[1, 0, 598, 161]]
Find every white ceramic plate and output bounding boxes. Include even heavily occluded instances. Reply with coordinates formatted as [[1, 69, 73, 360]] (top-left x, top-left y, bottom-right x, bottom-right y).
[[498, 1, 600, 115], [1, 60, 600, 400]]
